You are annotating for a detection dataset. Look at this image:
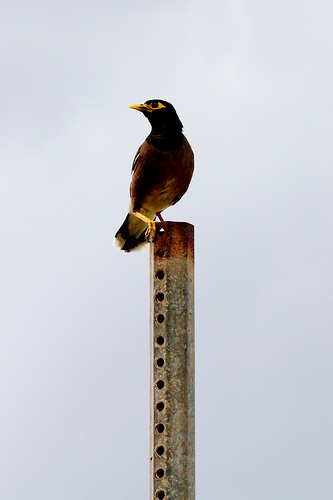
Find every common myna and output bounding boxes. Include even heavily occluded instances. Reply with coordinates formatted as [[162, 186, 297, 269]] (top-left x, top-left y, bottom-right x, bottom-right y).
[[114, 99, 194, 252]]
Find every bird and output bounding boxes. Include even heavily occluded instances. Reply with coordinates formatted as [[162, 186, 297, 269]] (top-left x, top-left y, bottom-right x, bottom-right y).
[[113, 99, 194, 252]]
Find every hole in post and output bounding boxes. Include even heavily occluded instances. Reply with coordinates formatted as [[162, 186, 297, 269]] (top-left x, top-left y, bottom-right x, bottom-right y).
[[158, 228, 165, 235], [156, 402, 165, 412], [155, 423, 165, 434], [156, 445, 165, 456], [155, 380, 165, 390], [155, 358, 165, 368], [157, 249, 164, 258], [155, 468, 165, 479], [156, 270, 165, 280], [155, 292, 164, 302], [156, 336, 165, 346], [156, 314, 165, 324], [156, 490, 166, 499]]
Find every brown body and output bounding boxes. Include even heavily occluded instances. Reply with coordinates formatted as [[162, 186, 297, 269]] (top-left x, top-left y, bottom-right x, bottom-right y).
[[131, 137, 194, 216]]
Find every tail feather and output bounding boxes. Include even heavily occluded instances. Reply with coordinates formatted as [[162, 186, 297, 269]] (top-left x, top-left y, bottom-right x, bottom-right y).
[[113, 213, 149, 252]]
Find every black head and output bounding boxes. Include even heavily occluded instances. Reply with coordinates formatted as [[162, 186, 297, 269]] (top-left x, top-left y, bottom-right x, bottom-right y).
[[129, 99, 183, 134]]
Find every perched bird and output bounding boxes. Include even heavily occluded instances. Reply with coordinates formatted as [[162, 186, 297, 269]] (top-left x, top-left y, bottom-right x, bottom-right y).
[[114, 99, 194, 252]]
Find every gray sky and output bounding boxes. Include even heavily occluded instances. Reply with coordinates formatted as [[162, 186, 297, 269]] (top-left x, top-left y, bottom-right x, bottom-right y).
[[1, 1, 333, 498]]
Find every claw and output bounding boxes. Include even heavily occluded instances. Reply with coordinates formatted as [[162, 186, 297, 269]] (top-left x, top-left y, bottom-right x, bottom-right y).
[[133, 212, 156, 242], [145, 220, 156, 242]]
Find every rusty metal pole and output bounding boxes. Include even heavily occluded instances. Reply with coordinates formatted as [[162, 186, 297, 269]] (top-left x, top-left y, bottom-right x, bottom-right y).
[[150, 221, 195, 500]]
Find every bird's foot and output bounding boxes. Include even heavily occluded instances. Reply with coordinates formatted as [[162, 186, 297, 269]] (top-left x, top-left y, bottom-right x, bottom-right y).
[[145, 220, 156, 242], [133, 212, 156, 242]]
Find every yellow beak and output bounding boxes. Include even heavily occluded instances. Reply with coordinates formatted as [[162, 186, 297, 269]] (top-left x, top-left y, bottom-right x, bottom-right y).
[[129, 103, 150, 112]]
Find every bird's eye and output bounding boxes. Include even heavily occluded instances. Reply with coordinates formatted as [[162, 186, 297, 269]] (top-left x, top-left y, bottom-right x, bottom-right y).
[[148, 101, 166, 111]]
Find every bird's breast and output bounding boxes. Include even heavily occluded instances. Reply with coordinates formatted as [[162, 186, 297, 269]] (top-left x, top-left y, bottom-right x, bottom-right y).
[[130, 136, 194, 214]]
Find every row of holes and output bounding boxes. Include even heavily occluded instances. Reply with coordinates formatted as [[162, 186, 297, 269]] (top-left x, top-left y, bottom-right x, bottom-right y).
[[152, 231, 166, 500], [155, 266, 166, 499]]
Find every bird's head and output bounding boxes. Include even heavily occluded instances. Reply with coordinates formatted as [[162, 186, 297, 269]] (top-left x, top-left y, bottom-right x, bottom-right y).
[[129, 100, 183, 134]]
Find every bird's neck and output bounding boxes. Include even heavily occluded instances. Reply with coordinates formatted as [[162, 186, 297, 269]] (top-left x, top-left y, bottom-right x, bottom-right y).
[[148, 125, 183, 149]]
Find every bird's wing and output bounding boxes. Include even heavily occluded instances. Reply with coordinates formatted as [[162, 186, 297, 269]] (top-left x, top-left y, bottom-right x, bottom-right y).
[[131, 146, 141, 174]]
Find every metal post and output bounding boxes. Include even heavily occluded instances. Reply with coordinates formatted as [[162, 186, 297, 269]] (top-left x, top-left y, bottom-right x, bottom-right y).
[[150, 222, 195, 500]]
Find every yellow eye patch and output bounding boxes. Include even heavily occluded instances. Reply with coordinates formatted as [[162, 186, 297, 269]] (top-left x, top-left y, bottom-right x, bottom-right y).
[[146, 101, 166, 111]]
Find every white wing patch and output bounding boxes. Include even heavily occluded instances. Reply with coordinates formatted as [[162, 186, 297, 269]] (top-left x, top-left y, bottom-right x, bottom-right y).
[[131, 153, 140, 174]]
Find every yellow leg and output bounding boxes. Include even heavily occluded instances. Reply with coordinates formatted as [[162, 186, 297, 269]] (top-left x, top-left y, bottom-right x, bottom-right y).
[[133, 212, 156, 242]]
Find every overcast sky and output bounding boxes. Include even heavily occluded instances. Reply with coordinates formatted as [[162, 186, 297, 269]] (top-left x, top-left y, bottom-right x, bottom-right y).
[[1, 1, 333, 499]]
